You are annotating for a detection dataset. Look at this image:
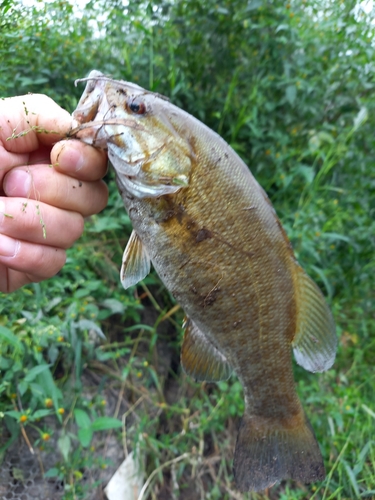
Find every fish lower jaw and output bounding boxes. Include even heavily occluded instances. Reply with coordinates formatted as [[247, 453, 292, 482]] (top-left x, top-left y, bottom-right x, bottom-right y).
[[117, 175, 183, 199]]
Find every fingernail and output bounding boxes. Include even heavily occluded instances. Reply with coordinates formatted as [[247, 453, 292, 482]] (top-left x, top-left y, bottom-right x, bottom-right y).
[[0, 234, 20, 257], [56, 142, 85, 172], [3, 169, 32, 197]]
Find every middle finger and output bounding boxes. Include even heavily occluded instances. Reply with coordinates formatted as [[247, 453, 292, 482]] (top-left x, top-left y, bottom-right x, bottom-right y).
[[3, 165, 108, 217], [0, 197, 84, 248]]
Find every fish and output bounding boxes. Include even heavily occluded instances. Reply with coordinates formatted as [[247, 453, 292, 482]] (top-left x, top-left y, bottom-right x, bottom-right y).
[[69, 70, 337, 492]]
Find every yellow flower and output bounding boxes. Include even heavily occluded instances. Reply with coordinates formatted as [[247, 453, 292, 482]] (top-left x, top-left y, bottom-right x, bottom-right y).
[[20, 415, 28, 423], [45, 398, 53, 408], [57, 408, 65, 415]]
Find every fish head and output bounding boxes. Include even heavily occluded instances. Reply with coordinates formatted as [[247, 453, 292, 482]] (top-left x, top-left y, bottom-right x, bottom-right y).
[[70, 70, 194, 198]]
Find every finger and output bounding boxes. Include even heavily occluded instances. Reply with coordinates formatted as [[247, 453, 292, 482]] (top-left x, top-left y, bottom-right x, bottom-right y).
[[0, 197, 84, 248], [51, 139, 108, 181], [0, 239, 66, 293], [3, 166, 108, 217], [0, 95, 72, 153], [0, 264, 32, 293]]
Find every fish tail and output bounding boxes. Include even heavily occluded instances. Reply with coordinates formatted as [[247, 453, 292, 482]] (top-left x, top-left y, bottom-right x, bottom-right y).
[[233, 411, 325, 492]]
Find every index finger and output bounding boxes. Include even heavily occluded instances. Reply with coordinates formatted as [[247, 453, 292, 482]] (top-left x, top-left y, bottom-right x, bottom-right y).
[[0, 94, 72, 154]]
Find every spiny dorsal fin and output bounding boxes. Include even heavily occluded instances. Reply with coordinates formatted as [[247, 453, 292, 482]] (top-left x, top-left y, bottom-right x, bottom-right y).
[[120, 230, 151, 289], [292, 265, 337, 373], [181, 318, 232, 382]]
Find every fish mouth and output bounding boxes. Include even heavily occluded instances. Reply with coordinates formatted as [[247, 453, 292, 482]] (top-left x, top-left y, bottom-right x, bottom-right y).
[[68, 118, 146, 140], [117, 175, 184, 199]]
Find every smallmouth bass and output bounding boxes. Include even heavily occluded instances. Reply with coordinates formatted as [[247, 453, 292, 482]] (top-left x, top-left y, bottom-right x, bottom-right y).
[[69, 70, 337, 492]]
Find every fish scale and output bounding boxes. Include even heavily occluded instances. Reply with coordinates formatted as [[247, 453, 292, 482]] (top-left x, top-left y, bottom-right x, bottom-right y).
[[69, 70, 337, 492]]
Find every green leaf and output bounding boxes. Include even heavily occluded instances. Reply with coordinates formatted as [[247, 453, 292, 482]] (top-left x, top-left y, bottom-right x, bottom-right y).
[[29, 382, 45, 397], [24, 364, 51, 382], [77, 427, 93, 447], [101, 298, 126, 315], [75, 319, 105, 339], [311, 265, 333, 299], [90, 417, 123, 431], [36, 368, 62, 414], [0, 326, 24, 353], [32, 409, 52, 419], [0, 356, 11, 369], [74, 408, 91, 429], [18, 380, 28, 396], [317, 131, 335, 145], [44, 468, 60, 478], [58, 434, 71, 462], [286, 85, 296, 105], [245, 0, 262, 11], [353, 107, 368, 131], [4, 410, 21, 420]]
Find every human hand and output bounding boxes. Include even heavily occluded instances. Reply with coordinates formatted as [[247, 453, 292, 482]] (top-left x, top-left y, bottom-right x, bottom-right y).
[[0, 94, 108, 293]]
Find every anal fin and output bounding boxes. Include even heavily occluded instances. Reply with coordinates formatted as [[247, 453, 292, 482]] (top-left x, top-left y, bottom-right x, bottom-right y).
[[120, 230, 151, 289], [181, 318, 232, 382], [292, 266, 337, 373]]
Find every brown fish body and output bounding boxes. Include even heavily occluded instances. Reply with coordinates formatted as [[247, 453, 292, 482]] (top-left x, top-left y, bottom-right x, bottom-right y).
[[123, 121, 300, 410], [71, 71, 337, 491]]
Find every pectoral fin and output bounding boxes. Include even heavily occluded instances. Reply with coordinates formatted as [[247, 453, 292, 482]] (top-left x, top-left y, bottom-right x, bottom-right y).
[[181, 318, 232, 382], [120, 230, 151, 289], [292, 266, 337, 373]]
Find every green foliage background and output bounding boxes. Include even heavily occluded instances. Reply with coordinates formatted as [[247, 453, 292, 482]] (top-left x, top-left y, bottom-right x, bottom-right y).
[[1, 0, 375, 498]]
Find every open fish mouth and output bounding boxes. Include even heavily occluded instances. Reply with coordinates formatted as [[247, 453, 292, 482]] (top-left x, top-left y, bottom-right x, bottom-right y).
[[68, 118, 146, 140], [118, 175, 185, 199]]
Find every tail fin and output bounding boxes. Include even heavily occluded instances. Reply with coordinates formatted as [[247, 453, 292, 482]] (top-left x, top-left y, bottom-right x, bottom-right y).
[[233, 412, 325, 492]]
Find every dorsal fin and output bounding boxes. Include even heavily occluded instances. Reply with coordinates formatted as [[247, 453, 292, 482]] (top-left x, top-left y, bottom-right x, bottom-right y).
[[120, 230, 151, 289], [181, 318, 232, 382], [292, 265, 337, 373]]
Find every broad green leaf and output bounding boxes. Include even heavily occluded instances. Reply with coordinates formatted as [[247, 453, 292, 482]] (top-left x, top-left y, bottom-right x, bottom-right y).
[[91, 417, 123, 431], [77, 427, 93, 448], [44, 468, 60, 478], [5, 411, 21, 420], [24, 364, 51, 382], [58, 434, 71, 462], [74, 408, 91, 429], [29, 382, 45, 397], [18, 380, 28, 396], [32, 409, 52, 419]]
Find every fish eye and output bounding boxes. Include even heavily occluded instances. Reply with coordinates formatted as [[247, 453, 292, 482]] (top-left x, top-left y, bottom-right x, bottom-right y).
[[128, 98, 146, 115]]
